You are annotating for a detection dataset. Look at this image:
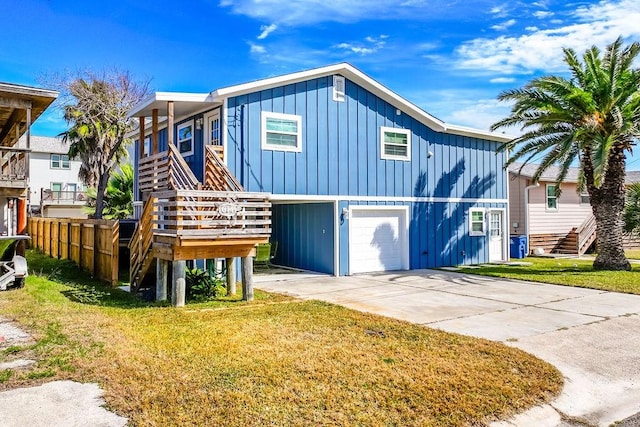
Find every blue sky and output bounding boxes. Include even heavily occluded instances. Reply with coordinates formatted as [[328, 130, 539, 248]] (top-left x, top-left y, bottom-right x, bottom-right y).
[[4, 0, 640, 167]]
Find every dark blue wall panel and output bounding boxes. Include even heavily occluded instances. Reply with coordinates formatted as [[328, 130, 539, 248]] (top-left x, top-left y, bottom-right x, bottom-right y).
[[271, 203, 335, 274]]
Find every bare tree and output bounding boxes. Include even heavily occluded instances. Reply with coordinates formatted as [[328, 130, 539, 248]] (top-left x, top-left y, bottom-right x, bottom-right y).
[[56, 70, 149, 218]]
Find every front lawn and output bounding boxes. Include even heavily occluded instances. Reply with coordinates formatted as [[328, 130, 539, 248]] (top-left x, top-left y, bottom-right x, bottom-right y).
[[457, 257, 640, 294], [0, 251, 562, 426]]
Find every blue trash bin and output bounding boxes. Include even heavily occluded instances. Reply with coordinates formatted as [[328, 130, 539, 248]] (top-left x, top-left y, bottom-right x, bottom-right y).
[[509, 235, 527, 259]]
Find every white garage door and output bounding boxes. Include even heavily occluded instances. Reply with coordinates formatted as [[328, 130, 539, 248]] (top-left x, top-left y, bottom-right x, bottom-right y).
[[349, 207, 409, 274]]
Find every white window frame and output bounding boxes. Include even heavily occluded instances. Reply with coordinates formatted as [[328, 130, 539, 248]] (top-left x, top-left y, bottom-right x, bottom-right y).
[[469, 208, 486, 236], [333, 75, 345, 102], [50, 154, 70, 169], [143, 136, 151, 157], [261, 111, 302, 152], [579, 191, 590, 205], [177, 120, 194, 157], [546, 184, 558, 211], [380, 126, 411, 161]]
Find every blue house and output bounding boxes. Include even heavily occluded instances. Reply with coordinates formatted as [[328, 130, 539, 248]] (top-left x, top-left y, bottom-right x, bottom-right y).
[[129, 63, 509, 278]]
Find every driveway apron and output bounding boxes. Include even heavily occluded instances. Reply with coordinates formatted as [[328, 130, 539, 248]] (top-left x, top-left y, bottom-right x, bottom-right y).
[[256, 269, 640, 427]]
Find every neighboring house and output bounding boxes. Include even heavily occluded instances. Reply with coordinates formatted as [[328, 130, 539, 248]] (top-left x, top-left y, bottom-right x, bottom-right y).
[[0, 82, 58, 236], [128, 63, 511, 278], [508, 162, 640, 255], [17, 135, 87, 218]]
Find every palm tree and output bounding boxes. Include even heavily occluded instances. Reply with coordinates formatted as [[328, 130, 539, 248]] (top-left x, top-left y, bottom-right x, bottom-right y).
[[491, 37, 640, 271], [85, 164, 134, 219], [60, 71, 148, 219]]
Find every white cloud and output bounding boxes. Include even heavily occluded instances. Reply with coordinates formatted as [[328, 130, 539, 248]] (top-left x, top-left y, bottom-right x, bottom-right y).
[[249, 42, 266, 54], [257, 23, 277, 39], [491, 19, 516, 31], [533, 10, 553, 18], [490, 77, 515, 83], [525, 26, 539, 32], [455, 0, 640, 75], [335, 35, 387, 56], [219, 0, 477, 25]]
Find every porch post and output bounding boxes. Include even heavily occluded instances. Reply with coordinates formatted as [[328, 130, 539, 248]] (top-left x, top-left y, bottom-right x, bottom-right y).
[[225, 257, 236, 295], [167, 101, 174, 148], [156, 259, 168, 301], [152, 109, 159, 154], [241, 256, 253, 301], [138, 116, 145, 158], [172, 260, 186, 307]]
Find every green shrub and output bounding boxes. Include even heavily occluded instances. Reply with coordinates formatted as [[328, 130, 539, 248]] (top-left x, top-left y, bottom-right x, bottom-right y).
[[185, 268, 226, 302]]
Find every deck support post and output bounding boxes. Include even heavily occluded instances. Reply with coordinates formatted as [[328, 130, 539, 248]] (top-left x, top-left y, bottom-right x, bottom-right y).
[[226, 257, 236, 295], [241, 256, 253, 301], [172, 260, 186, 307], [156, 259, 168, 301]]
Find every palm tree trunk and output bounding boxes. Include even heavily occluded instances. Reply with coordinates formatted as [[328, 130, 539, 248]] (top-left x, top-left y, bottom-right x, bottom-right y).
[[592, 154, 631, 271], [93, 172, 109, 220]]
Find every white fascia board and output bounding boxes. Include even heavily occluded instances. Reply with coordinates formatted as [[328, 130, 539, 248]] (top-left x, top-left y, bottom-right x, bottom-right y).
[[212, 63, 514, 142], [128, 91, 215, 118]]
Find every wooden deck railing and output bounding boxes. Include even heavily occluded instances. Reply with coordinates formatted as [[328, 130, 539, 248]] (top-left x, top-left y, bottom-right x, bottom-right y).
[[138, 144, 200, 194], [204, 145, 243, 191], [0, 146, 29, 184], [129, 195, 156, 287], [152, 189, 271, 239], [577, 214, 597, 255]]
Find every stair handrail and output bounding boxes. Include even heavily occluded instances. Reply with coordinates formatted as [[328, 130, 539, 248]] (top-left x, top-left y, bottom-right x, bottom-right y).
[[167, 143, 200, 190], [577, 214, 597, 255], [204, 145, 244, 191], [129, 195, 157, 289]]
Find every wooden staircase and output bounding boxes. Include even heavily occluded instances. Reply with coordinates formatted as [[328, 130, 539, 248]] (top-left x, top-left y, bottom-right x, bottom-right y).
[[129, 144, 271, 292], [529, 215, 597, 256]]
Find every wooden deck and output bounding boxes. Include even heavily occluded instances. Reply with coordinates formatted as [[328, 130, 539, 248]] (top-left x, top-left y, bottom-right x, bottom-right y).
[[129, 142, 271, 298]]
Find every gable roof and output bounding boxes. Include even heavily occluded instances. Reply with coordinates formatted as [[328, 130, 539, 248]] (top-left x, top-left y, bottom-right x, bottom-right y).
[[129, 63, 512, 143], [0, 82, 58, 147], [509, 162, 640, 185], [17, 135, 68, 154]]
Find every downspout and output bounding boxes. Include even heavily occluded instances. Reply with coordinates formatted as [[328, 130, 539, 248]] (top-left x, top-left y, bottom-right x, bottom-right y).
[[524, 182, 540, 255]]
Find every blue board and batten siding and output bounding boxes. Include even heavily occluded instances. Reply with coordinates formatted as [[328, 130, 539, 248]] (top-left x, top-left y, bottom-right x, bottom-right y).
[[133, 74, 507, 275], [222, 75, 507, 274]]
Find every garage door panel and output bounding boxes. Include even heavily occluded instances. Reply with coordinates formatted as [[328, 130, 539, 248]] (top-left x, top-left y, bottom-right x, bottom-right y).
[[349, 208, 408, 274]]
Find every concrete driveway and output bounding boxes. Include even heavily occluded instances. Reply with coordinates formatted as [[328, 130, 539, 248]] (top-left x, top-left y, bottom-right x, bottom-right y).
[[255, 269, 640, 427]]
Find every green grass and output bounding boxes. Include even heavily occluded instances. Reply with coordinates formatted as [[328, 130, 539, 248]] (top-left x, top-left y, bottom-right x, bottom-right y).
[[0, 250, 563, 426], [625, 249, 640, 260], [457, 257, 640, 294]]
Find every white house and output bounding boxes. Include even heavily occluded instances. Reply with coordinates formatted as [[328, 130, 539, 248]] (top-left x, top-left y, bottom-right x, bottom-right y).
[[17, 135, 87, 218]]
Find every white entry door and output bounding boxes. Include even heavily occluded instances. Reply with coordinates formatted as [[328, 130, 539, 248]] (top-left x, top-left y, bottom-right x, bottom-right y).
[[489, 210, 504, 262], [203, 110, 221, 146]]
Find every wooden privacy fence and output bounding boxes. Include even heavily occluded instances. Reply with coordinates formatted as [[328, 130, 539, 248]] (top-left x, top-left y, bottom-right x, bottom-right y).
[[27, 217, 119, 286]]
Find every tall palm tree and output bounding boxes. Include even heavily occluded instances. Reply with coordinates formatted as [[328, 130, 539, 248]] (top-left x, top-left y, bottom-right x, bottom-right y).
[[491, 37, 640, 270]]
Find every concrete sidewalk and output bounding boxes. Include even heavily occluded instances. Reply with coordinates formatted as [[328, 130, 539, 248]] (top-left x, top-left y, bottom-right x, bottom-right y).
[[256, 270, 640, 426]]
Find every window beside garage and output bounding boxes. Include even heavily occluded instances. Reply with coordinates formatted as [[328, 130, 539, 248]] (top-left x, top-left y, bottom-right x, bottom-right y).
[[469, 208, 486, 236]]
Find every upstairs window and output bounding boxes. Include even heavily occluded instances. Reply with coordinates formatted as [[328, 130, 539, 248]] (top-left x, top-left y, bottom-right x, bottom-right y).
[[546, 184, 558, 210], [261, 112, 302, 152], [380, 127, 411, 161], [580, 192, 590, 204], [333, 75, 345, 102], [51, 154, 70, 169], [177, 121, 194, 156], [469, 208, 486, 236]]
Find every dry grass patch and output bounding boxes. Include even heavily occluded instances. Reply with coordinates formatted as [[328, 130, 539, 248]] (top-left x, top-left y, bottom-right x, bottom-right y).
[[0, 251, 562, 426]]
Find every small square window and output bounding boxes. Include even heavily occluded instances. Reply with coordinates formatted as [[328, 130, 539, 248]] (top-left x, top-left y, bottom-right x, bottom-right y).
[[50, 154, 70, 169], [580, 192, 590, 204], [469, 208, 485, 236], [380, 127, 411, 161], [261, 112, 302, 152], [177, 121, 194, 156]]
